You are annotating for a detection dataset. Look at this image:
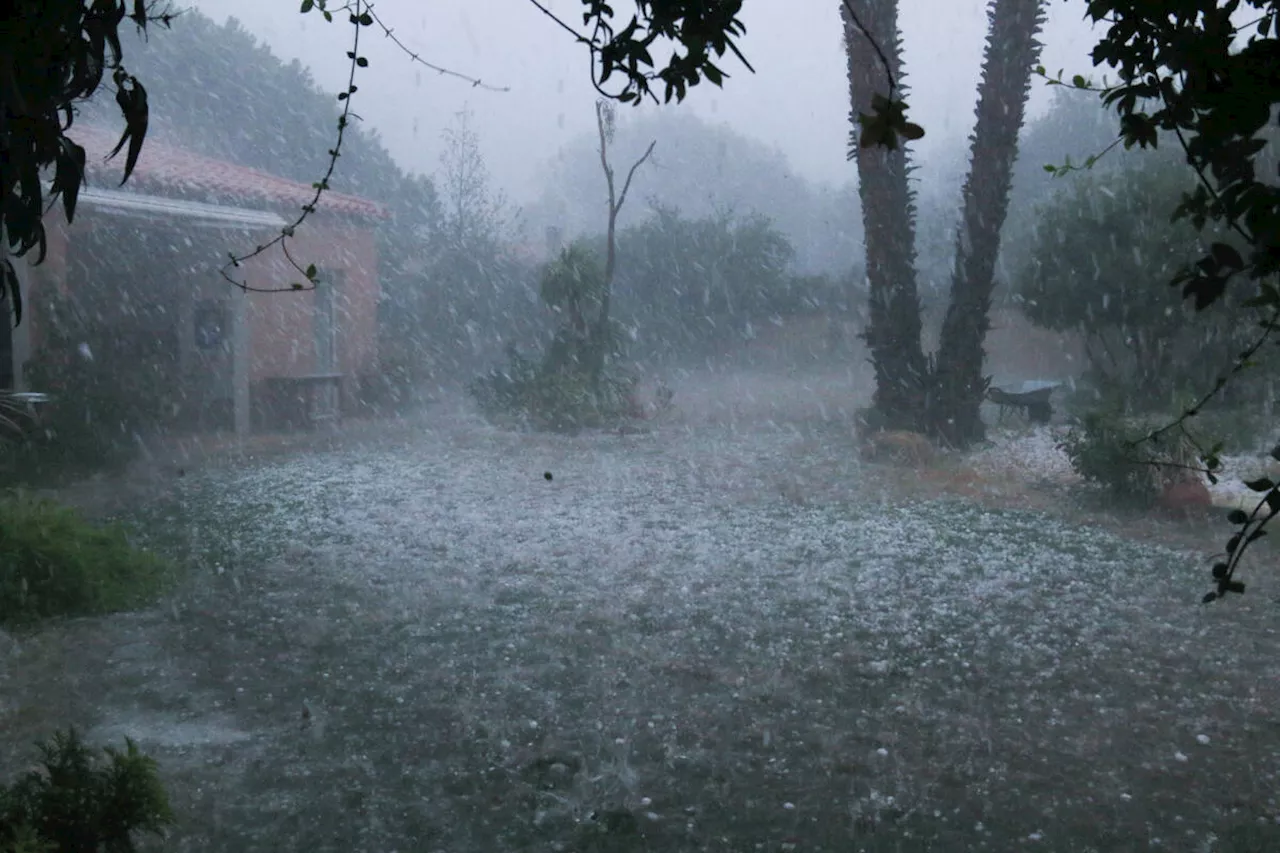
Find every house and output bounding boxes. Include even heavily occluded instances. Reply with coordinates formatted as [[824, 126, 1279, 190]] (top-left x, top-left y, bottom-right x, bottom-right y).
[[5, 124, 389, 435]]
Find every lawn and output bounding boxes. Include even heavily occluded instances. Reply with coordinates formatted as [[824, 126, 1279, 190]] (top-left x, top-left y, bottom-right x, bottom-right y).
[[2, 378, 1279, 852]]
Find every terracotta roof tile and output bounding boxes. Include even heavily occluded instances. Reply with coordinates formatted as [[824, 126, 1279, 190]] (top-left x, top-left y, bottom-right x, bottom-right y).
[[70, 124, 388, 220]]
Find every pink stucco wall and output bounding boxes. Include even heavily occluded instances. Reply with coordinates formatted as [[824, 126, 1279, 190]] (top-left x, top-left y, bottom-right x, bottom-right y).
[[240, 220, 380, 382]]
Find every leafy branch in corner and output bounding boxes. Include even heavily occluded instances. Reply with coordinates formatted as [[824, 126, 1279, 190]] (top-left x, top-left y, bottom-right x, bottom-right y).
[[525, 0, 753, 106], [1063, 0, 1280, 598], [0, 0, 178, 328], [1206, 462, 1280, 603]]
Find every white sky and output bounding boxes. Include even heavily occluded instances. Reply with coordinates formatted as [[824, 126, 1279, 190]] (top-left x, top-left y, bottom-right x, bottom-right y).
[[187, 0, 1103, 203]]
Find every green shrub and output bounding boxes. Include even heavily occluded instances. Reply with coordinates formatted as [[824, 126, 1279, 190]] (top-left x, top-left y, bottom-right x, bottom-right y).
[[0, 727, 173, 852], [0, 494, 171, 626], [1058, 409, 1203, 503], [1015, 153, 1262, 414], [469, 345, 543, 423], [470, 349, 640, 432]]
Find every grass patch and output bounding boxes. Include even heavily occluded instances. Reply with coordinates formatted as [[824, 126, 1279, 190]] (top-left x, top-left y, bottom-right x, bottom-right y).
[[0, 492, 173, 627]]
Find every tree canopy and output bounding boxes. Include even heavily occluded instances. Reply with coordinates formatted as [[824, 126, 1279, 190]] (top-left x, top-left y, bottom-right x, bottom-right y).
[[1017, 154, 1255, 409]]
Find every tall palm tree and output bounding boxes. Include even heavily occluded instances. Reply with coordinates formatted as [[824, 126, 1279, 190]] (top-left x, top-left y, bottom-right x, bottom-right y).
[[842, 0, 1047, 446], [840, 0, 929, 432], [933, 0, 1048, 446]]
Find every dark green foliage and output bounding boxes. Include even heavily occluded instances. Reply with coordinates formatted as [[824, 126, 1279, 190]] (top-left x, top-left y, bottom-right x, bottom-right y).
[[576, 0, 750, 105], [0, 493, 171, 626], [0, 728, 173, 853], [1070, 0, 1280, 592], [1018, 155, 1264, 412], [470, 245, 642, 431], [0, 0, 168, 331], [1058, 409, 1202, 504], [540, 245, 608, 340], [607, 206, 814, 359], [469, 345, 542, 425], [469, 342, 640, 433], [1081, 0, 1280, 302]]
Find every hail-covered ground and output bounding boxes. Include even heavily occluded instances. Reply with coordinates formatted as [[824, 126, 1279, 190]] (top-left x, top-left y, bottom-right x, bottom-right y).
[[4, 368, 1280, 852]]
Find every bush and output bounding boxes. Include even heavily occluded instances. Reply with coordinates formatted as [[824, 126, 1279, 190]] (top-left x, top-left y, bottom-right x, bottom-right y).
[[0, 727, 173, 852], [1015, 153, 1265, 413], [469, 345, 640, 432], [1063, 375, 1272, 456], [1058, 409, 1203, 503], [0, 494, 171, 626]]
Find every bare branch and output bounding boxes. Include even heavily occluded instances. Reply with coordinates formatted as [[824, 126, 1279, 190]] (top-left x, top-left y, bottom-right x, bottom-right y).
[[595, 100, 616, 205], [218, 1, 367, 292], [615, 140, 657, 214], [525, 0, 593, 47], [365, 4, 510, 92]]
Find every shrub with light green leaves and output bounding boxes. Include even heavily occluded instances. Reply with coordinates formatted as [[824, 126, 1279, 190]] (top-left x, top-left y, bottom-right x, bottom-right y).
[[0, 494, 171, 626]]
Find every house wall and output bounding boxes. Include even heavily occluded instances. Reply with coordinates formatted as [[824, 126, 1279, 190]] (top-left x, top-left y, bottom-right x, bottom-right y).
[[240, 219, 379, 422], [20, 208, 379, 429], [244, 220, 378, 380], [19, 215, 70, 359]]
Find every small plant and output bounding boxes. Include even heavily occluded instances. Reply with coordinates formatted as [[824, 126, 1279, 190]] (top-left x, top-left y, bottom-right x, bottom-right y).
[[0, 494, 171, 626], [0, 727, 173, 852], [1058, 409, 1202, 503], [470, 345, 641, 432]]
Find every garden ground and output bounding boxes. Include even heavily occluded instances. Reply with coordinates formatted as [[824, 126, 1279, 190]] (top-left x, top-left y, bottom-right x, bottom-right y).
[[2, 366, 1279, 852]]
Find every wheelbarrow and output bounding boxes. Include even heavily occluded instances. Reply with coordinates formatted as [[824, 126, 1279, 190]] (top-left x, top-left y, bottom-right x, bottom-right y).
[[986, 381, 1060, 425]]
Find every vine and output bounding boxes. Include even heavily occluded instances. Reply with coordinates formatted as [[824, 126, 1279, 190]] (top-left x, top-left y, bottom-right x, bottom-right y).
[[219, 0, 508, 293]]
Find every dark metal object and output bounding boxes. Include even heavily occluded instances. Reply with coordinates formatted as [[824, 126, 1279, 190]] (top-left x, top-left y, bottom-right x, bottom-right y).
[[987, 384, 1057, 424]]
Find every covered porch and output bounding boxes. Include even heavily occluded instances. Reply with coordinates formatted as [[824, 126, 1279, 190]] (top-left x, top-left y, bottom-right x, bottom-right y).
[[9, 189, 376, 436], [5, 128, 385, 439]]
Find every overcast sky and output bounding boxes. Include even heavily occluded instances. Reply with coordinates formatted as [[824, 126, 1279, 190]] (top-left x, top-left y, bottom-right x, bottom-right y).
[[188, 0, 1103, 203]]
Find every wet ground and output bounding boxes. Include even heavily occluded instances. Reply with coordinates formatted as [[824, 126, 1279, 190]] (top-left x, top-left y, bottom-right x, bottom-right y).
[[3, 368, 1280, 852]]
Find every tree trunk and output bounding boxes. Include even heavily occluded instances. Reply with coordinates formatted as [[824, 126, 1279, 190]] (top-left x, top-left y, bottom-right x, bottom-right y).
[[587, 100, 654, 393], [840, 0, 930, 431], [588, 207, 617, 387], [931, 0, 1047, 446]]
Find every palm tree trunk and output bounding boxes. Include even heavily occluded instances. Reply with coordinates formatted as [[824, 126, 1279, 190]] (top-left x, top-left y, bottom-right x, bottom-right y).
[[932, 0, 1047, 446], [841, 0, 930, 432]]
